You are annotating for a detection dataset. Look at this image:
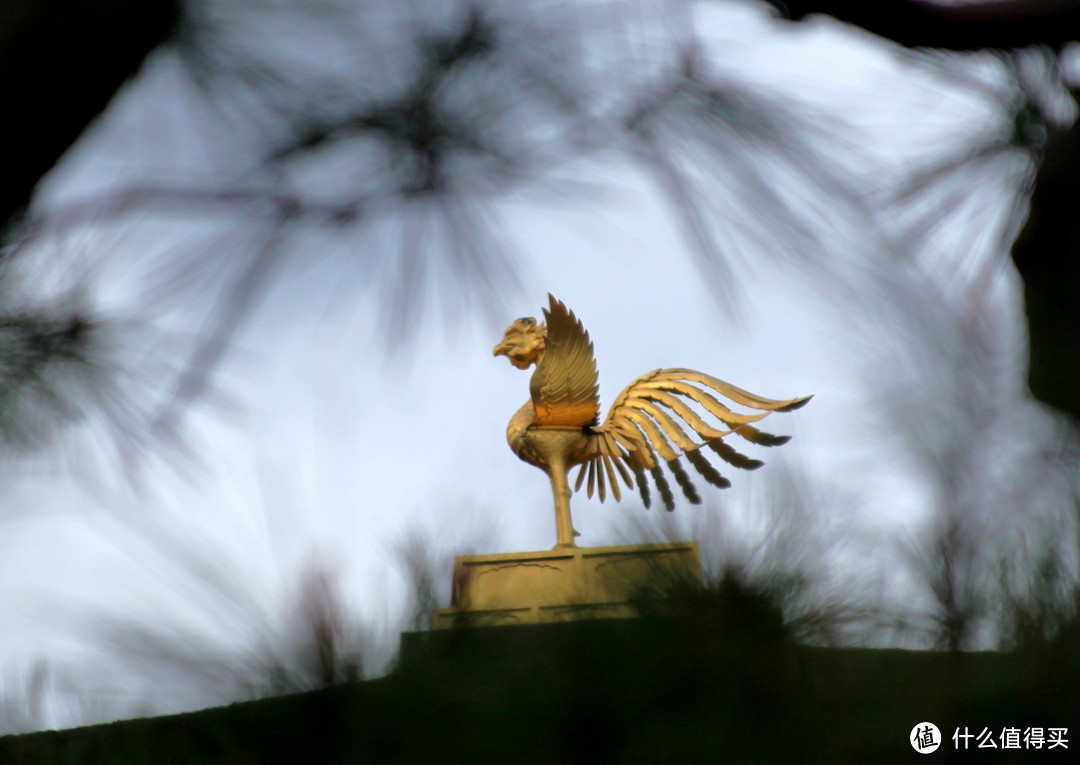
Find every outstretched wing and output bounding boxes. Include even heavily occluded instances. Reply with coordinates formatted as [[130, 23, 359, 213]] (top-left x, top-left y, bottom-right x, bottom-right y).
[[574, 368, 810, 509], [528, 294, 601, 428]]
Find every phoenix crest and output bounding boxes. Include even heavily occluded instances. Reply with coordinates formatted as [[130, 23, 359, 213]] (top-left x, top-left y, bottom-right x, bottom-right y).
[[494, 295, 811, 549]]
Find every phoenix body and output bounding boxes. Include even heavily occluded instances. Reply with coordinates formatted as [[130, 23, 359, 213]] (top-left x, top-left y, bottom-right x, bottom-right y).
[[494, 295, 811, 549]]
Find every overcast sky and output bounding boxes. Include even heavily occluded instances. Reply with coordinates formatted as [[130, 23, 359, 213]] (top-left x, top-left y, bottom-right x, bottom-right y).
[[1, 0, 1059, 728]]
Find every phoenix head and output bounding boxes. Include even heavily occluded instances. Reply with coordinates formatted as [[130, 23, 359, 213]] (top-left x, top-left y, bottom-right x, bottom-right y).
[[493, 316, 546, 370]]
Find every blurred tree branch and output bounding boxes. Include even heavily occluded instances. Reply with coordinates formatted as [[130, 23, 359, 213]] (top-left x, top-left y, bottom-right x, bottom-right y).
[[0, 0, 182, 232], [764, 0, 1080, 419], [5, 0, 1077, 421]]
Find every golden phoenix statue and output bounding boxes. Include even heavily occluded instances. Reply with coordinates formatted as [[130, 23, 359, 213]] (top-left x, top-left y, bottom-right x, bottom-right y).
[[494, 295, 811, 549]]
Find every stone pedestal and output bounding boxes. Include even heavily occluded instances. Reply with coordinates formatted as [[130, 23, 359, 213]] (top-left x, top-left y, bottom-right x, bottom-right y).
[[431, 541, 701, 629]]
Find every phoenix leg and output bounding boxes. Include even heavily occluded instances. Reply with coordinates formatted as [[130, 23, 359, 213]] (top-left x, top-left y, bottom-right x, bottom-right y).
[[548, 455, 579, 549]]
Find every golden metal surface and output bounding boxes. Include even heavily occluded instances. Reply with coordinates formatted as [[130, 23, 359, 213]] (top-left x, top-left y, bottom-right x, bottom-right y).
[[430, 542, 702, 628], [494, 295, 811, 549]]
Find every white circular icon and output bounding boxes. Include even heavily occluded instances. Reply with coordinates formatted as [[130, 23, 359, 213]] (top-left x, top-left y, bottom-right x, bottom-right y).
[[911, 722, 941, 753]]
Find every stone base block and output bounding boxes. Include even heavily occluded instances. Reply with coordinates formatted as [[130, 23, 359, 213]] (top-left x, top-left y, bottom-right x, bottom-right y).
[[431, 541, 701, 629]]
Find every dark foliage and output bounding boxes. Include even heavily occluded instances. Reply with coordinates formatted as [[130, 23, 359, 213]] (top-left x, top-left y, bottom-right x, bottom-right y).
[[0, 0, 182, 232], [765, 0, 1080, 51], [5, 609, 1080, 763]]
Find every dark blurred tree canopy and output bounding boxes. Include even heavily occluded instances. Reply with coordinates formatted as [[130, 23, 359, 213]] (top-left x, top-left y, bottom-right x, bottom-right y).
[[759, 0, 1080, 421], [1, 0, 1077, 420], [0, 0, 182, 230]]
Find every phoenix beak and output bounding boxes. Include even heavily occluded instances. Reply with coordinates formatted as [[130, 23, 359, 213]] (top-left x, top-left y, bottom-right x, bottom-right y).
[[493, 340, 512, 357]]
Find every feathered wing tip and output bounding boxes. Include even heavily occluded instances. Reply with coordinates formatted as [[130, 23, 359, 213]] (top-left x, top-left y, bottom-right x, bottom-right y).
[[685, 448, 731, 488], [657, 369, 812, 413], [572, 367, 810, 509], [649, 464, 676, 511], [629, 459, 650, 508], [705, 438, 762, 470], [727, 425, 791, 447], [666, 458, 700, 504], [775, 394, 813, 413]]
